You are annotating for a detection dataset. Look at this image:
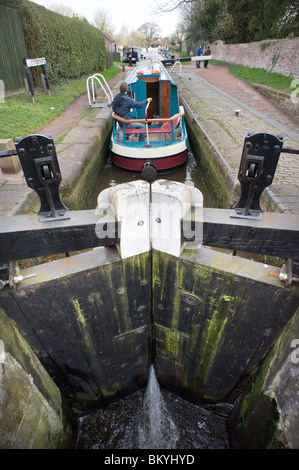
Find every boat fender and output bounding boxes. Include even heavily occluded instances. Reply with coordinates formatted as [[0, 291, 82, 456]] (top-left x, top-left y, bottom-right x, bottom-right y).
[[141, 162, 157, 183], [137, 71, 144, 75], [151, 70, 161, 75]]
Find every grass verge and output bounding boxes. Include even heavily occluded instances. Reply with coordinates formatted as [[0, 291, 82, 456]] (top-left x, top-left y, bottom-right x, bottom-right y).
[[173, 53, 293, 93], [210, 60, 294, 94], [0, 64, 122, 140]]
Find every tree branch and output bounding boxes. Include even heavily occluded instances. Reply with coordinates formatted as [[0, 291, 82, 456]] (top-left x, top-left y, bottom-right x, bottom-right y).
[[153, 0, 196, 14]]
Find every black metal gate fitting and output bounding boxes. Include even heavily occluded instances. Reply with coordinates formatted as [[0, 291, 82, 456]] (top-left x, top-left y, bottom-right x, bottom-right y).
[[15, 134, 69, 222], [231, 132, 284, 220]]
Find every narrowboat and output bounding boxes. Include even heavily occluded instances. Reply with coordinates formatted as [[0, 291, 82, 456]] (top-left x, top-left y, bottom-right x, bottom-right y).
[[110, 54, 189, 175], [122, 47, 140, 64]]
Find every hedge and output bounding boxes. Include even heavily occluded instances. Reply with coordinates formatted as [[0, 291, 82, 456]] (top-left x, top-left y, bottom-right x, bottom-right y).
[[1, 0, 106, 83]]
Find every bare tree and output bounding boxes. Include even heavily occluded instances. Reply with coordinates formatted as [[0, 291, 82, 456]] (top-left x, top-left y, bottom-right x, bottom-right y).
[[174, 23, 186, 51], [153, 0, 197, 14], [115, 25, 132, 47], [131, 30, 147, 47], [138, 22, 161, 46], [93, 8, 115, 36], [113, 26, 145, 48], [48, 2, 78, 17]]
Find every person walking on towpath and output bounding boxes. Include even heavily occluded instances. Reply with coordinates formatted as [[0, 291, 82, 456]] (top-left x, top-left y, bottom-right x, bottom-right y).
[[204, 45, 211, 68], [196, 44, 202, 68], [112, 81, 152, 142]]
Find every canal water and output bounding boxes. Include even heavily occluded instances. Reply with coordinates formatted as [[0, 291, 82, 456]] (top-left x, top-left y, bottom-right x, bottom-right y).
[[74, 366, 232, 449], [89, 147, 214, 209]]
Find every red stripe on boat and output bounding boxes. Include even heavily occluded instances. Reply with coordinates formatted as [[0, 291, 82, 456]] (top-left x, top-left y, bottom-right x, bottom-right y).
[[111, 150, 187, 171]]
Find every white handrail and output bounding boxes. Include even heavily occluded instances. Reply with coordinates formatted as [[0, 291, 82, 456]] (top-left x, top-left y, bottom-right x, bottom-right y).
[[92, 73, 113, 103], [170, 60, 182, 75], [86, 73, 113, 107]]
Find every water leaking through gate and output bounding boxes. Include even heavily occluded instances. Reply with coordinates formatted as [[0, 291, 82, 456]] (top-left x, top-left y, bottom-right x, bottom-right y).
[[74, 365, 231, 449]]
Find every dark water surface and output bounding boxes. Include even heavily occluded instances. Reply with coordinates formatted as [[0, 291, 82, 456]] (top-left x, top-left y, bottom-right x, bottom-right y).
[[90, 148, 214, 209], [74, 367, 232, 450]]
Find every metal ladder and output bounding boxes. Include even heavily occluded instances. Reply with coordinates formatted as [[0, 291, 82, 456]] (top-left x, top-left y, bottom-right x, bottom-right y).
[[86, 73, 113, 108]]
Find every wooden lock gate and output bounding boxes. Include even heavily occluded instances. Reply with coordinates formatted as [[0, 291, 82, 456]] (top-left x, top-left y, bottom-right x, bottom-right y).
[[0, 133, 298, 405]]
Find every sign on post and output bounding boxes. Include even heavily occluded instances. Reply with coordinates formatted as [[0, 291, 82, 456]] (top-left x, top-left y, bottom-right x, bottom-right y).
[[23, 57, 50, 103]]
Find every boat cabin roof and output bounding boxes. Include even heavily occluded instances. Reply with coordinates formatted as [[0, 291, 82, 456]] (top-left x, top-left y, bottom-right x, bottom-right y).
[[124, 54, 179, 119], [125, 57, 174, 85]]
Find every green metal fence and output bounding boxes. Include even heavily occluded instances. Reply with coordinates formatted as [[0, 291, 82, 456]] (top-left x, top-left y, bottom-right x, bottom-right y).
[[105, 51, 121, 69], [0, 5, 27, 96]]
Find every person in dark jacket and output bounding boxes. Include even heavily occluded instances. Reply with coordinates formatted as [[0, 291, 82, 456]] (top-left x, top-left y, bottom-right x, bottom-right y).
[[204, 45, 211, 68], [112, 81, 151, 142]]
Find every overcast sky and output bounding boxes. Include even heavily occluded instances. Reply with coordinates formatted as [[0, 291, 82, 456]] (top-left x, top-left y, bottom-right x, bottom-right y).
[[31, 0, 178, 37]]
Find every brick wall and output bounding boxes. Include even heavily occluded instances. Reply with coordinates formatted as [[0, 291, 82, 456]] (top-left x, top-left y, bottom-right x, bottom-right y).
[[210, 38, 299, 78]]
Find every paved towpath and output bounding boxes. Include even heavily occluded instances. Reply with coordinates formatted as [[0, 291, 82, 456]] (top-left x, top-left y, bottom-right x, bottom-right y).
[[175, 63, 299, 214], [0, 70, 127, 216]]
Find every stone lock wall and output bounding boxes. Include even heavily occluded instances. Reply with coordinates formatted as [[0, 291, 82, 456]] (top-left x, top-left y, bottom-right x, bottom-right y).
[[0, 308, 71, 449], [211, 38, 299, 78]]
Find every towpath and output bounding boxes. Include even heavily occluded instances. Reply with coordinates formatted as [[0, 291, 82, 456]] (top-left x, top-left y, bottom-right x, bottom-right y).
[[175, 63, 299, 214], [0, 63, 299, 215], [0, 70, 126, 216]]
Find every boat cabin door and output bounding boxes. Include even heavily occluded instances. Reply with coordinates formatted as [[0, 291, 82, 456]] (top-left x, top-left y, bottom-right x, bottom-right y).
[[146, 78, 171, 119], [138, 77, 171, 120], [146, 78, 160, 120], [159, 79, 171, 119]]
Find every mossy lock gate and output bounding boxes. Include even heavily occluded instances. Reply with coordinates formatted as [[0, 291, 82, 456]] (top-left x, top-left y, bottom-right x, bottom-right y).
[[0, 132, 299, 409]]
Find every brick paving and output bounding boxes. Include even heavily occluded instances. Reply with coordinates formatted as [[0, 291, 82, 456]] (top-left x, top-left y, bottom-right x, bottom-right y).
[[175, 64, 299, 214], [0, 172, 35, 217]]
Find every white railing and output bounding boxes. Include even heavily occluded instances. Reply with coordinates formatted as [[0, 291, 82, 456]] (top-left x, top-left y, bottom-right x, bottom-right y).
[[170, 60, 182, 76], [112, 106, 185, 145], [86, 73, 113, 107]]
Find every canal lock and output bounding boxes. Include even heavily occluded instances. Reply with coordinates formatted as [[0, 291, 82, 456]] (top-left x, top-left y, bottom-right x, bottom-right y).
[[0, 119, 299, 449]]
